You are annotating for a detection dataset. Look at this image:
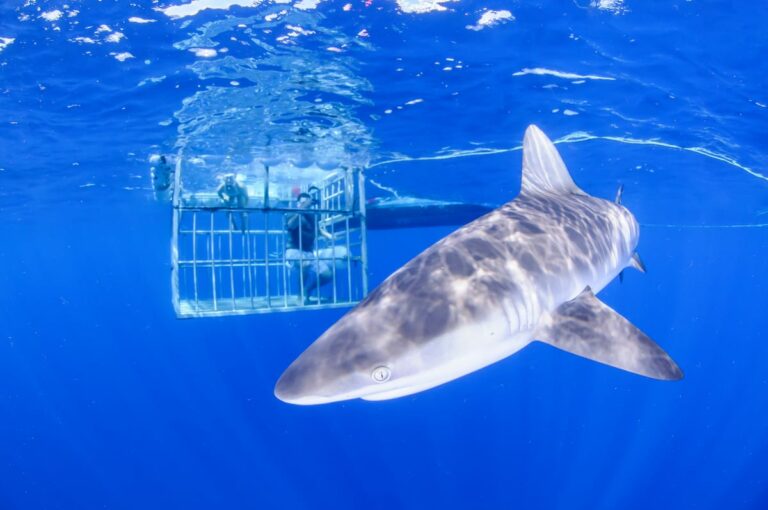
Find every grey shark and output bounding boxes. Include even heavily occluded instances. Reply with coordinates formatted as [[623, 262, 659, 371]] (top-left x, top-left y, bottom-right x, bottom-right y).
[[275, 125, 683, 405]]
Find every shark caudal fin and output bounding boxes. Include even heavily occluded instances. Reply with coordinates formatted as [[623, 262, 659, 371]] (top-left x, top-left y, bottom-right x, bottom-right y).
[[521, 125, 586, 196], [534, 287, 683, 380]]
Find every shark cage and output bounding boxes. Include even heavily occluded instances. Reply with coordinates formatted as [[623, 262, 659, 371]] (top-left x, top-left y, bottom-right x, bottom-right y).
[[169, 157, 369, 318]]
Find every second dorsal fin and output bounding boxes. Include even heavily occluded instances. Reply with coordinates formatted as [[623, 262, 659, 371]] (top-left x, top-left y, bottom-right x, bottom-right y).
[[521, 125, 585, 196]]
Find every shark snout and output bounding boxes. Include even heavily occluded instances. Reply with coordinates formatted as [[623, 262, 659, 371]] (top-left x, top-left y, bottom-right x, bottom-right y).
[[274, 349, 378, 405], [274, 364, 311, 405], [274, 357, 339, 405], [275, 315, 401, 405]]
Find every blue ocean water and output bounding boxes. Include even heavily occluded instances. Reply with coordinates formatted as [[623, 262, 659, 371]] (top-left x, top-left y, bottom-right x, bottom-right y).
[[1, 0, 767, 508]]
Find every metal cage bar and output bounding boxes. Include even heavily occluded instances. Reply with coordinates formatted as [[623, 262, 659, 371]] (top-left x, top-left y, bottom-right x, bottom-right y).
[[192, 212, 199, 310], [209, 211, 218, 311], [170, 153, 183, 316]]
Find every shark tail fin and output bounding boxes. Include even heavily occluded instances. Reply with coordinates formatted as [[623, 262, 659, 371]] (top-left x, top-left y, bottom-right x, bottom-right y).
[[534, 287, 683, 380], [521, 125, 586, 196]]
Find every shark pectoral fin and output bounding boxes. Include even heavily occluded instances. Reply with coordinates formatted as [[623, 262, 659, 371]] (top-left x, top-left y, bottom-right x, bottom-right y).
[[534, 287, 683, 380]]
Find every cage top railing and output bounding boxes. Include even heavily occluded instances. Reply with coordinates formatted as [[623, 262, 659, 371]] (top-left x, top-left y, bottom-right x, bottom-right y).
[[176, 203, 356, 214], [173, 160, 360, 212]]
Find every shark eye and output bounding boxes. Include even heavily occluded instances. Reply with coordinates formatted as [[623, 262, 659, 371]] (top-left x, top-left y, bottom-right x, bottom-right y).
[[371, 366, 391, 383]]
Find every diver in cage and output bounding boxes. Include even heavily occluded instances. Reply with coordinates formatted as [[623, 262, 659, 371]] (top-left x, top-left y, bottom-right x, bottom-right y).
[[149, 154, 173, 201], [285, 189, 346, 304], [217, 173, 249, 232]]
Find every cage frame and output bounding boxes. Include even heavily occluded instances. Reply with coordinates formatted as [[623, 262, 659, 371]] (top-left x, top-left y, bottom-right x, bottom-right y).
[[170, 154, 369, 318]]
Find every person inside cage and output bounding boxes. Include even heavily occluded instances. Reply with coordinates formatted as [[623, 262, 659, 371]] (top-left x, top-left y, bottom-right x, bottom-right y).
[[217, 173, 249, 207], [285, 188, 347, 304], [217, 173, 249, 231]]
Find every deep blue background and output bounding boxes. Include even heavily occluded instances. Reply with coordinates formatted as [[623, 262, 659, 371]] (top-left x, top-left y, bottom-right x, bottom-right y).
[[2, 202, 767, 509], [1, 0, 767, 509]]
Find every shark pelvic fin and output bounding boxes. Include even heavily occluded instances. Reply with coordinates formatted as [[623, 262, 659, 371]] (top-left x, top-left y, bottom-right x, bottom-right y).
[[521, 125, 585, 196], [534, 287, 683, 380], [629, 252, 646, 273]]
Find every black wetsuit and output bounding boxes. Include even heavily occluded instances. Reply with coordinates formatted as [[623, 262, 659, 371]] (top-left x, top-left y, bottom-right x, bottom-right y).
[[286, 211, 316, 252]]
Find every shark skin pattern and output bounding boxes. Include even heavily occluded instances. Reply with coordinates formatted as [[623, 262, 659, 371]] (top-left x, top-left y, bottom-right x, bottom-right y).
[[275, 125, 683, 405]]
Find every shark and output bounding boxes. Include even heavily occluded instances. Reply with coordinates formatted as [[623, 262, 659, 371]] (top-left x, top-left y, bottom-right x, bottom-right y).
[[275, 125, 683, 405]]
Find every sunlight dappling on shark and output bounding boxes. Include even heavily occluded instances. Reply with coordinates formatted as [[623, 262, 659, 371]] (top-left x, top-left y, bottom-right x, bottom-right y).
[[275, 125, 683, 405]]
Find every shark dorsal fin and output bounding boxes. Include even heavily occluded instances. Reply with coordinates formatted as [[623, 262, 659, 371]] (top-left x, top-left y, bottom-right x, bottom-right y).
[[521, 125, 585, 196]]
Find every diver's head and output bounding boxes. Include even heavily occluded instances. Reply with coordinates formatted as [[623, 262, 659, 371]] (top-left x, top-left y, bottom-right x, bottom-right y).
[[296, 191, 313, 208], [307, 185, 321, 206]]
